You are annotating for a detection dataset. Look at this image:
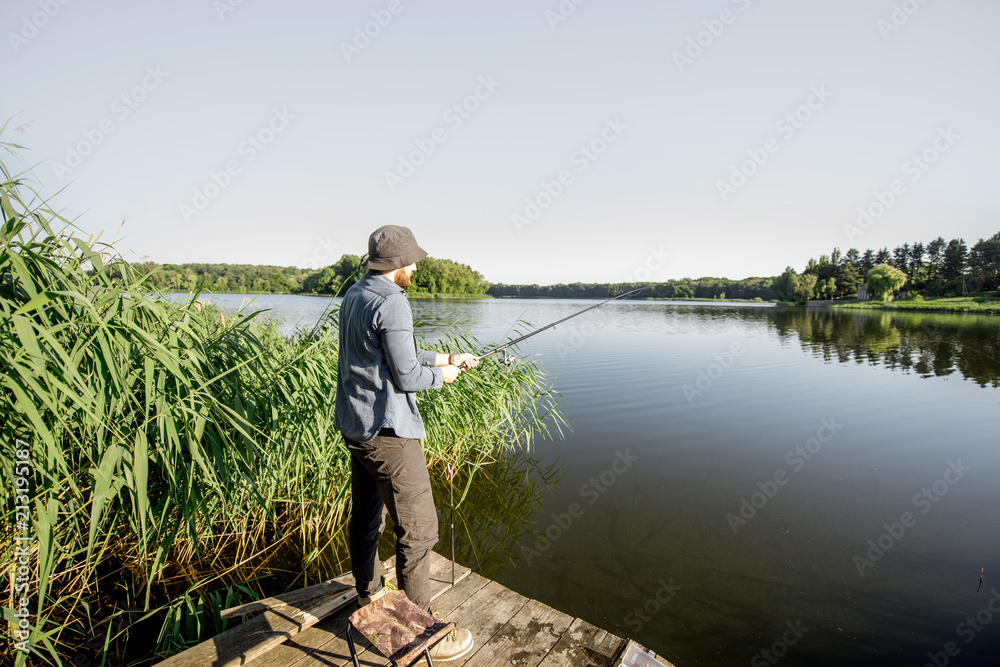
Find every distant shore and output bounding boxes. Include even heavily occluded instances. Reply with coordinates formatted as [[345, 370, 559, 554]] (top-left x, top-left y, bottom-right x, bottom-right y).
[[832, 294, 1000, 314], [406, 293, 491, 299], [181, 290, 1000, 313], [644, 296, 772, 303]]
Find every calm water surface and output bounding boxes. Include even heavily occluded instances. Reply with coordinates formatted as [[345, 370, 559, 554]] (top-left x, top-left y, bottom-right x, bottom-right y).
[[193, 294, 1000, 666]]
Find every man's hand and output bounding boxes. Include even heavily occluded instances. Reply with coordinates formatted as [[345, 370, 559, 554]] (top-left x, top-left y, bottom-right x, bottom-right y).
[[452, 353, 479, 370], [442, 365, 461, 384]]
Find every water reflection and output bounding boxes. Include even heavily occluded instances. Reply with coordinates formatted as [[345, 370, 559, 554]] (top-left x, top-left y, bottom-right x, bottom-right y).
[[430, 452, 562, 580], [774, 308, 1000, 387]]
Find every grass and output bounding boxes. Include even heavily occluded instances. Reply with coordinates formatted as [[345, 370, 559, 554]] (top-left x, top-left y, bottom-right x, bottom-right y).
[[833, 293, 1000, 314], [0, 155, 562, 665]]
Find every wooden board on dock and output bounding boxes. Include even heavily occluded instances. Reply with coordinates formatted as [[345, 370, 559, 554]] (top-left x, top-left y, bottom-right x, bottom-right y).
[[153, 551, 664, 666]]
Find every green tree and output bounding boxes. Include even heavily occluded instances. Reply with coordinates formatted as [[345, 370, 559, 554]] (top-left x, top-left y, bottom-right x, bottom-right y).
[[332, 254, 363, 290], [302, 266, 340, 294], [892, 244, 910, 273], [816, 276, 838, 299], [860, 249, 875, 275], [674, 280, 695, 298], [410, 256, 488, 296], [969, 233, 1000, 290], [773, 267, 817, 302], [909, 242, 925, 277], [942, 238, 968, 287], [181, 269, 197, 292], [925, 237, 946, 287], [866, 264, 907, 302]]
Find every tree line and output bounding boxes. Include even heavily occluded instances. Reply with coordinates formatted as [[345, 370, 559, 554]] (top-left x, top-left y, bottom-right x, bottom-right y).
[[772, 232, 1000, 301], [491, 231, 1000, 302], [131, 230, 999, 303], [130, 255, 490, 296], [487, 277, 775, 300]]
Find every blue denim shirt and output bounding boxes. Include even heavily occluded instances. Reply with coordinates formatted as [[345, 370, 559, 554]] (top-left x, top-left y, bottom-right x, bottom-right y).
[[335, 271, 443, 442]]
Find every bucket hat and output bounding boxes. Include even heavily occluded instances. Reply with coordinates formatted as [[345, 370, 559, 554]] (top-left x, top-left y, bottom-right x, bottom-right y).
[[365, 225, 427, 271]]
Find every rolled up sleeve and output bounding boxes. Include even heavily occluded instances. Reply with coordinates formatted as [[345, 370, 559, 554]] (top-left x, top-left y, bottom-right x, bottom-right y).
[[417, 348, 438, 367]]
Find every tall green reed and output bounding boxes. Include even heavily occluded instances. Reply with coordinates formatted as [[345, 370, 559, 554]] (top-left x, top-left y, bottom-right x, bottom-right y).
[[0, 154, 562, 664]]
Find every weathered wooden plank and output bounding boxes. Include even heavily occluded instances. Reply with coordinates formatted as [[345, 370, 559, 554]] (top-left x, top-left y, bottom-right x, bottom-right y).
[[317, 552, 472, 666], [538, 617, 626, 667], [220, 579, 352, 619], [427, 551, 471, 592], [241, 603, 355, 667], [297, 571, 489, 667], [256, 552, 472, 667], [154, 551, 641, 667], [425, 571, 490, 618], [462, 598, 574, 667], [155, 588, 357, 667], [436, 580, 530, 665]]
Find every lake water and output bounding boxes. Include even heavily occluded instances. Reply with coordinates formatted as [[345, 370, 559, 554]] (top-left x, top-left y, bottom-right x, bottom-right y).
[[186, 293, 1000, 666]]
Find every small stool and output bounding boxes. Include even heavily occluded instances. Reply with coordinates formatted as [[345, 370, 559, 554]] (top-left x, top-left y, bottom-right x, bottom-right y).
[[345, 590, 455, 666]]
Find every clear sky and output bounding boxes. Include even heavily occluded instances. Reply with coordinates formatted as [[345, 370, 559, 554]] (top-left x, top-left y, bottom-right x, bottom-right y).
[[4, 0, 999, 285]]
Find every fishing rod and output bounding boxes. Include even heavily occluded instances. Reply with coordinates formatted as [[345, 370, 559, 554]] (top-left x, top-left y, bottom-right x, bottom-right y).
[[460, 286, 648, 368]]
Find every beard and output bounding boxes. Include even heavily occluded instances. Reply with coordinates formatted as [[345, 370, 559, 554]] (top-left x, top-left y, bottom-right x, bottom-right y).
[[393, 269, 412, 289]]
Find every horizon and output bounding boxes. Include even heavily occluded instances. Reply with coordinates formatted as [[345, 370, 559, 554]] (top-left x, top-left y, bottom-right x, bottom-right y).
[[5, 0, 999, 285], [128, 227, 994, 288]]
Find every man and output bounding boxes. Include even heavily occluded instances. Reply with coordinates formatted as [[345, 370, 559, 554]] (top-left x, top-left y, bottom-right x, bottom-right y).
[[335, 225, 477, 660]]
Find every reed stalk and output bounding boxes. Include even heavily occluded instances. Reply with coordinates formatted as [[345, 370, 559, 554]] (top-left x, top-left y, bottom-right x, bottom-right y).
[[0, 155, 562, 665]]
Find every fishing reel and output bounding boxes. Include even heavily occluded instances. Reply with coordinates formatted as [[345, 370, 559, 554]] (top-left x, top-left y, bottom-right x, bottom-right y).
[[502, 353, 516, 367]]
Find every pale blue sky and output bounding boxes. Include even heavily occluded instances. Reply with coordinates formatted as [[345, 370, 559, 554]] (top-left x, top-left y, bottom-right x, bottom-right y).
[[4, 0, 998, 284]]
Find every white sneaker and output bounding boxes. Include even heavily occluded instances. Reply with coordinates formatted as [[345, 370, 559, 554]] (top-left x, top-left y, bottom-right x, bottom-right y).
[[428, 627, 474, 662]]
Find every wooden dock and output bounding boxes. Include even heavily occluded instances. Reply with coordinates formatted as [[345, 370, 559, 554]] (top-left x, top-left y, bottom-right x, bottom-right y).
[[155, 551, 670, 666]]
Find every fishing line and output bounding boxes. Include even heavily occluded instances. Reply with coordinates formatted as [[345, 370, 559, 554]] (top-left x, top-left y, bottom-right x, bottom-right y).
[[448, 463, 456, 586]]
